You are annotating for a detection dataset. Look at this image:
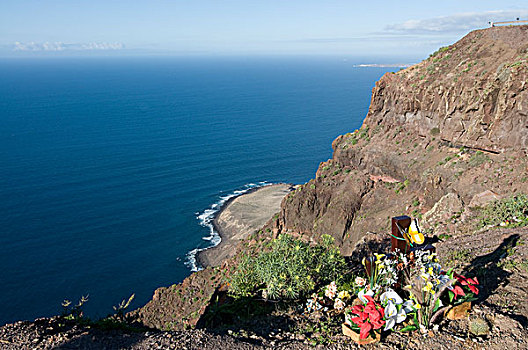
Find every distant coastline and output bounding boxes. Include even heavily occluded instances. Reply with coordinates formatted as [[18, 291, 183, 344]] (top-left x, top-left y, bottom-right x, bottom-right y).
[[353, 63, 413, 68]]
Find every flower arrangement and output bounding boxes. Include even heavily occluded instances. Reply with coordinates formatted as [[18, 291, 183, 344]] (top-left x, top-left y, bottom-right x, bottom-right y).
[[303, 246, 480, 344]]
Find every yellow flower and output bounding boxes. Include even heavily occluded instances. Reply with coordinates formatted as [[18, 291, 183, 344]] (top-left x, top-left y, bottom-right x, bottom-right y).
[[337, 290, 351, 300], [414, 303, 422, 309], [423, 281, 434, 293]]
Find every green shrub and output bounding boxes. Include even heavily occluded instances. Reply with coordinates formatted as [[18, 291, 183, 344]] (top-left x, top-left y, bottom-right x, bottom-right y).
[[227, 234, 346, 300], [468, 151, 490, 167], [478, 194, 528, 228], [430, 46, 450, 57]]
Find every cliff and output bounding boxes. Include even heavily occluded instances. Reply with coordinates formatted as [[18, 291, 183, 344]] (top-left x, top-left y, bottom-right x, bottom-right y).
[[276, 25, 528, 255]]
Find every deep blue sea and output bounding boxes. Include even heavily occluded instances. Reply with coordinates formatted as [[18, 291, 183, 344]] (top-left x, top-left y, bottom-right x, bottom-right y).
[[0, 57, 396, 325]]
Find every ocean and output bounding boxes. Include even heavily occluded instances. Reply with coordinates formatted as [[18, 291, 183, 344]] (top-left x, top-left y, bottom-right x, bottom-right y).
[[0, 56, 397, 324]]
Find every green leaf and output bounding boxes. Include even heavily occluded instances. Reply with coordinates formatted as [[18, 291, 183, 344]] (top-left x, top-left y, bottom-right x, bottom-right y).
[[399, 325, 417, 332], [433, 298, 441, 313], [448, 290, 454, 303], [413, 312, 419, 327]]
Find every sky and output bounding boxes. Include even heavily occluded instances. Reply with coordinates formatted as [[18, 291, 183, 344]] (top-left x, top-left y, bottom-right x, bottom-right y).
[[1, 1, 528, 59]]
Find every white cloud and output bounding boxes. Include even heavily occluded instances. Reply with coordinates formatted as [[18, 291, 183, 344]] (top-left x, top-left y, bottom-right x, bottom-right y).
[[386, 9, 528, 34], [13, 41, 124, 52]]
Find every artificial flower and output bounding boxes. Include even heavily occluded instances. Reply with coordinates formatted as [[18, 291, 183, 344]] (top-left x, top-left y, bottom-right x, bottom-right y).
[[334, 298, 345, 310], [449, 285, 466, 300], [402, 300, 414, 313], [358, 288, 375, 303], [380, 288, 403, 305], [355, 276, 366, 286], [337, 290, 351, 300], [325, 281, 337, 299], [383, 301, 407, 331], [454, 273, 479, 294], [347, 299, 385, 339]]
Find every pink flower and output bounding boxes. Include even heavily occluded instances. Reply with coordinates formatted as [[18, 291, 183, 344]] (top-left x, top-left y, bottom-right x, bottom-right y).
[[325, 281, 337, 299], [334, 298, 345, 310], [355, 276, 366, 287]]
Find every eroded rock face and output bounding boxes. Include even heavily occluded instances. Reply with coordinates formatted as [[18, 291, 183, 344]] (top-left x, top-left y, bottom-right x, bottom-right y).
[[364, 26, 528, 153], [130, 267, 221, 331], [277, 25, 528, 252], [422, 192, 464, 230]]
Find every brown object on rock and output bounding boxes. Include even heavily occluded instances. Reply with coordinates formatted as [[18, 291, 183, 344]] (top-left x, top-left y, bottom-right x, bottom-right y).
[[391, 216, 411, 253], [342, 323, 380, 344], [445, 301, 472, 320]]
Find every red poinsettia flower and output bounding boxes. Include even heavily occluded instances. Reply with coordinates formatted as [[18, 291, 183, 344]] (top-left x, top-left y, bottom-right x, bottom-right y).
[[451, 285, 466, 300], [348, 299, 385, 339], [359, 320, 372, 339], [454, 273, 479, 295]]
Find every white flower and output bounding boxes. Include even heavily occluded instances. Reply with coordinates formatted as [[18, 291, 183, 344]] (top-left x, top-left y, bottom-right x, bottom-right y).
[[380, 288, 403, 305], [358, 288, 374, 303], [355, 276, 366, 286], [334, 298, 345, 310], [383, 301, 407, 331], [325, 281, 337, 299], [402, 300, 414, 313]]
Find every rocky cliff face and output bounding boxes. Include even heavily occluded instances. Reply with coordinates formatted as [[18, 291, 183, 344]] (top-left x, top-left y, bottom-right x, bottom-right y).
[[277, 25, 528, 255], [365, 26, 528, 152]]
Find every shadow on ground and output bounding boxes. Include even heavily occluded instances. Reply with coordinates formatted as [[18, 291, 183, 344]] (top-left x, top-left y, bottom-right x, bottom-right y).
[[463, 233, 527, 327]]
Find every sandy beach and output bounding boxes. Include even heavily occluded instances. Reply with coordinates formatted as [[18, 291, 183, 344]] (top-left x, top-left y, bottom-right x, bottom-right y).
[[198, 183, 292, 267]]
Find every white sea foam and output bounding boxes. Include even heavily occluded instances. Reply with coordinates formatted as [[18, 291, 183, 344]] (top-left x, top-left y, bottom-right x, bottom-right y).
[[185, 181, 270, 272]]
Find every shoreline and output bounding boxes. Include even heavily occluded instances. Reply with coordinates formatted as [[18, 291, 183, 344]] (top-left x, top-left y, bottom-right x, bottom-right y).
[[197, 183, 293, 268]]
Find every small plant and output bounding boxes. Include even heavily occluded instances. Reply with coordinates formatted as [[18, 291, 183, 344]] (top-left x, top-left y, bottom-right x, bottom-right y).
[[469, 318, 489, 336], [478, 194, 528, 228], [395, 180, 409, 194], [468, 151, 489, 167], [62, 295, 89, 320], [227, 234, 346, 300], [112, 294, 135, 322], [438, 234, 452, 240], [430, 46, 450, 57]]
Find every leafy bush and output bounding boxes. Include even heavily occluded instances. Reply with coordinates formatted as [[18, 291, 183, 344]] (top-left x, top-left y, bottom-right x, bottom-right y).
[[227, 234, 346, 300], [468, 151, 489, 167], [478, 194, 528, 228]]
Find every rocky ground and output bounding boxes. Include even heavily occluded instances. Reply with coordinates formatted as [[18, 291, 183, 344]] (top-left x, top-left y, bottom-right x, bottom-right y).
[[1, 220, 526, 349]]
